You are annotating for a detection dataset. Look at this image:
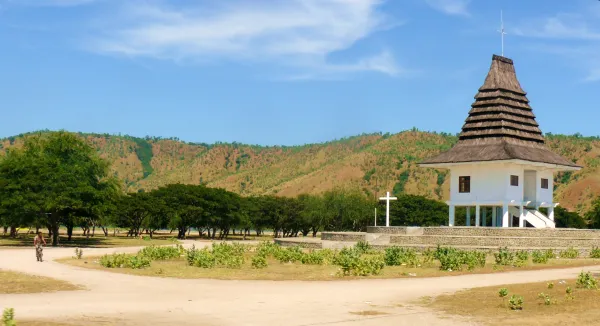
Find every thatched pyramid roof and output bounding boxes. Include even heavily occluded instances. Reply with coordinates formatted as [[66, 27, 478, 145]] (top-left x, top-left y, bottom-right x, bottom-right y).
[[421, 55, 579, 168]]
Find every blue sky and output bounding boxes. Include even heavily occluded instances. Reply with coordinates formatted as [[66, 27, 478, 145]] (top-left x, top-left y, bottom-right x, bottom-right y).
[[1, 0, 599, 145]]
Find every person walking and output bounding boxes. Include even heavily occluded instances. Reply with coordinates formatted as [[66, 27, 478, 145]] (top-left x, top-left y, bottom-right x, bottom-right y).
[[34, 232, 46, 262]]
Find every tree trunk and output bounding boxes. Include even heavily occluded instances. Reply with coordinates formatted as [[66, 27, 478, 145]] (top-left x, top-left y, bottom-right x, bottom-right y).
[[51, 217, 60, 247], [149, 230, 154, 239], [102, 227, 109, 237], [2, 226, 7, 235], [92, 225, 96, 237], [66, 224, 74, 241], [9, 226, 18, 238]]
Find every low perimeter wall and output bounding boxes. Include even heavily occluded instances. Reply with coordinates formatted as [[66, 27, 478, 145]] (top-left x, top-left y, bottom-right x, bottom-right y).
[[368, 226, 600, 239]]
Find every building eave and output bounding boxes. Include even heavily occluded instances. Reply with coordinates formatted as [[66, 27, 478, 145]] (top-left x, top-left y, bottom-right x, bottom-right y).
[[419, 159, 581, 171]]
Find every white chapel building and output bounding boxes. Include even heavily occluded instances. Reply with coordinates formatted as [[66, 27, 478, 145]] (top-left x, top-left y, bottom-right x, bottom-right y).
[[420, 55, 581, 228]]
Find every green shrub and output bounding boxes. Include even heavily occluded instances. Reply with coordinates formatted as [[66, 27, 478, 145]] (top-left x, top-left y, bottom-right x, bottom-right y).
[[421, 248, 435, 266], [212, 242, 245, 268], [354, 241, 372, 254], [275, 246, 304, 264], [532, 250, 549, 264], [537, 292, 553, 305], [590, 247, 600, 258], [494, 247, 515, 266], [547, 282, 554, 289], [576, 271, 598, 289], [352, 255, 385, 276], [190, 248, 216, 268], [434, 247, 485, 271], [251, 254, 268, 269], [566, 286, 574, 300], [508, 295, 524, 310], [2, 308, 15, 326], [301, 250, 325, 265], [127, 255, 151, 269], [100, 253, 131, 268], [544, 249, 555, 259], [462, 250, 486, 270], [515, 250, 529, 266], [498, 288, 508, 298], [559, 248, 579, 259], [319, 249, 336, 264], [384, 247, 419, 267], [333, 248, 361, 275], [138, 245, 183, 260], [256, 241, 281, 257], [74, 248, 83, 259]]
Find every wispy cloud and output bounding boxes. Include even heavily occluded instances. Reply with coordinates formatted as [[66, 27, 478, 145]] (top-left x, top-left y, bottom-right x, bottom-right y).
[[512, 8, 600, 83], [424, 0, 470, 16], [87, 0, 402, 79], [6, 0, 97, 7]]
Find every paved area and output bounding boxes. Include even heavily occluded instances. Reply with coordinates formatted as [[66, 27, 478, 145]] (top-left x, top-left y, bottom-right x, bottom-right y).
[[1, 241, 599, 325]]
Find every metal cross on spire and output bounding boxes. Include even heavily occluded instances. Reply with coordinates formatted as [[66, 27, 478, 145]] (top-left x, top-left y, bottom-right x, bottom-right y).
[[497, 10, 507, 57]]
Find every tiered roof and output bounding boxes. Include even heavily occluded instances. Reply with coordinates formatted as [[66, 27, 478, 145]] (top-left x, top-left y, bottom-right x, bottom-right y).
[[421, 55, 579, 168]]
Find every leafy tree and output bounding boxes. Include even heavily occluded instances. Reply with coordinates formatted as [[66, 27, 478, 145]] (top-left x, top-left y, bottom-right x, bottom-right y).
[[0, 131, 119, 246], [388, 194, 448, 226], [555, 206, 587, 229]]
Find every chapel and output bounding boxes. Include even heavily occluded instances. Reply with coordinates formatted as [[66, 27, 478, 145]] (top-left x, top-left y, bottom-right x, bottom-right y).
[[420, 55, 581, 228]]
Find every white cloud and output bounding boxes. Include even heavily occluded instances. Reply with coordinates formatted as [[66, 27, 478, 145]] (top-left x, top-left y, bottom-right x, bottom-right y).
[[87, 0, 401, 79], [7, 0, 97, 6], [512, 13, 600, 40], [424, 0, 470, 16]]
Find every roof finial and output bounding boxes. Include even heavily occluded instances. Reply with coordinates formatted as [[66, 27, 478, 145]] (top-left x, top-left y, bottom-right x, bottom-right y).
[[497, 10, 507, 57]]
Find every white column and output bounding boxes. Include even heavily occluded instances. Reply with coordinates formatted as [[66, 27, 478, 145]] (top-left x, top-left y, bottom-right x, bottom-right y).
[[519, 205, 524, 228], [475, 204, 480, 227], [548, 205, 555, 221], [466, 206, 471, 226], [386, 196, 390, 227], [449, 205, 455, 227], [492, 206, 497, 227], [482, 207, 487, 226], [502, 203, 509, 227]]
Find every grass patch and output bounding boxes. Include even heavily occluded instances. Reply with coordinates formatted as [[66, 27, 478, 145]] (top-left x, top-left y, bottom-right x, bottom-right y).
[[349, 310, 389, 316], [426, 275, 600, 326], [58, 251, 600, 281], [0, 233, 180, 248], [0, 270, 82, 294]]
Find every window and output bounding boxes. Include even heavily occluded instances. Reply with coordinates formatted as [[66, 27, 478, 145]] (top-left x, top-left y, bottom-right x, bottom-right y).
[[459, 176, 470, 193], [510, 175, 519, 186], [541, 178, 549, 189]]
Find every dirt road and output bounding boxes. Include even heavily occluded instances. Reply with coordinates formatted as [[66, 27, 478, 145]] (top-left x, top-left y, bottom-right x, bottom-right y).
[[1, 241, 599, 326]]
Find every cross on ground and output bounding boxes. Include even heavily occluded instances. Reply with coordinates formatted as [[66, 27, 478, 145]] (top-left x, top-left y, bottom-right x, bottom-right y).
[[379, 191, 397, 227]]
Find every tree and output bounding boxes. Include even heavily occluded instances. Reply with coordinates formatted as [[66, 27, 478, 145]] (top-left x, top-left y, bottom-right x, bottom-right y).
[[555, 206, 587, 229], [388, 194, 448, 227], [0, 131, 119, 246]]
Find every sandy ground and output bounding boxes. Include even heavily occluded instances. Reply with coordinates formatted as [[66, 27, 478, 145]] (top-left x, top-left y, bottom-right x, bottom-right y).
[[1, 241, 599, 326]]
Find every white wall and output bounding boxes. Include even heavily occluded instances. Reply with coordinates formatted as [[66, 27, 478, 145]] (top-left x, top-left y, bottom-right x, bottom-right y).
[[449, 162, 555, 205]]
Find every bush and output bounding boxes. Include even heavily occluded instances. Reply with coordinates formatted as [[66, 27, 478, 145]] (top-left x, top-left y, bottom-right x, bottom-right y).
[[422, 248, 435, 266], [547, 282, 554, 289], [256, 241, 281, 257], [462, 250, 486, 270], [100, 253, 131, 268], [544, 249, 555, 259], [354, 241, 372, 254], [189, 248, 216, 268], [590, 247, 600, 259], [508, 295, 524, 310], [352, 255, 385, 276], [251, 254, 268, 269], [275, 246, 304, 264], [74, 248, 83, 259], [559, 248, 579, 259], [212, 242, 245, 268], [384, 247, 419, 267], [494, 247, 515, 266], [576, 271, 598, 289], [537, 292, 553, 305], [434, 247, 485, 271], [498, 288, 508, 298], [515, 250, 529, 266], [2, 308, 15, 326], [99, 253, 150, 269], [138, 245, 183, 260], [532, 250, 549, 264], [127, 255, 152, 269], [301, 250, 325, 265], [333, 248, 361, 275]]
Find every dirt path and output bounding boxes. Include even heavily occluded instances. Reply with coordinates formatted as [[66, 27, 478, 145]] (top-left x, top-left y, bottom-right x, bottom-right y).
[[1, 241, 599, 326]]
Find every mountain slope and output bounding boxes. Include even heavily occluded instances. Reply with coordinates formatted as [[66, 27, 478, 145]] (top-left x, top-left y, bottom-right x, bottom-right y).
[[1, 130, 598, 214]]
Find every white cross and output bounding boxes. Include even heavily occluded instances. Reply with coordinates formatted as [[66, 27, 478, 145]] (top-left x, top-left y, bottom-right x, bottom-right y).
[[497, 10, 507, 57], [379, 191, 397, 227]]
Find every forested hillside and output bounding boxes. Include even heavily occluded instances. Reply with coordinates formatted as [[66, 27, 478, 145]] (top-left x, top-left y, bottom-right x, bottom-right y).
[[1, 130, 598, 214]]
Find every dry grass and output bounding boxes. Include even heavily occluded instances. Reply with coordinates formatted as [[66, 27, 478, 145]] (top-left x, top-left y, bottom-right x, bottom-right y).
[[58, 253, 600, 281], [0, 270, 82, 294], [427, 276, 600, 326]]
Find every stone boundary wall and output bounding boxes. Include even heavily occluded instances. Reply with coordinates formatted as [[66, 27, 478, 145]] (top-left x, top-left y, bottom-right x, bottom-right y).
[[422, 227, 600, 238], [321, 232, 366, 242], [367, 227, 409, 234], [274, 238, 322, 249], [390, 235, 600, 248]]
